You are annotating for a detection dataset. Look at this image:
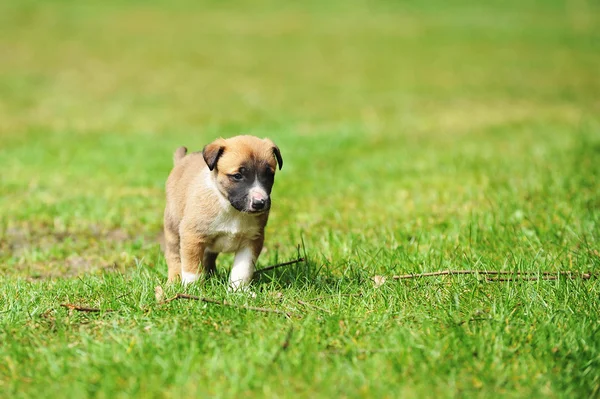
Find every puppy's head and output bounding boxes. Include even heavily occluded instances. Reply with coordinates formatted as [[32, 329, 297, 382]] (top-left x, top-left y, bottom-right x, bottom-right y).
[[203, 135, 283, 213]]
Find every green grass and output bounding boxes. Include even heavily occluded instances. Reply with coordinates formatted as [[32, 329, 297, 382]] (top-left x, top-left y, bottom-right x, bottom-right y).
[[1, 0, 599, 397]]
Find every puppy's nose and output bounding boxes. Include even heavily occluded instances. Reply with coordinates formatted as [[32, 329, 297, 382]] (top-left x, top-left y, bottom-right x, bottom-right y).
[[251, 197, 266, 210]]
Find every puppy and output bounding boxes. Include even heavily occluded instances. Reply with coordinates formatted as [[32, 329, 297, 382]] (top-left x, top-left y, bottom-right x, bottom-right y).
[[163, 135, 283, 290]]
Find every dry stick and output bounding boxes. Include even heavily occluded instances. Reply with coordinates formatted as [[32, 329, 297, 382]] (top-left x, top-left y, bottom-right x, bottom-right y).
[[488, 277, 555, 282], [159, 293, 200, 304], [298, 300, 333, 315], [394, 270, 594, 280], [60, 303, 113, 313], [488, 276, 563, 282], [488, 273, 593, 281], [159, 293, 291, 318], [394, 270, 525, 279], [254, 257, 305, 275]]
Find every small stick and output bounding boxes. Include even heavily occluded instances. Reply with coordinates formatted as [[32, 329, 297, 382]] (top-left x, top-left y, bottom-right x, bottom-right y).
[[486, 274, 594, 282], [298, 300, 333, 315], [394, 270, 594, 280], [394, 270, 520, 279], [159, 293, 198, 304], [254, 257, 305, 275], [159, 293, 291, 317], [60, 303, 113, 312]]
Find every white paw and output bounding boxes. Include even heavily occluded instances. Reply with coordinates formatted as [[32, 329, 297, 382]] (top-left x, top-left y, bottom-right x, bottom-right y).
[[229, 289, 257, 298], [181, 271, 200, 285], [228, 281, 256, 297], [228, 278, 247, 292]]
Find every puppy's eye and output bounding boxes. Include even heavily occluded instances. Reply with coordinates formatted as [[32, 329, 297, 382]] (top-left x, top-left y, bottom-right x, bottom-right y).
[[231, 173, 243, 181]]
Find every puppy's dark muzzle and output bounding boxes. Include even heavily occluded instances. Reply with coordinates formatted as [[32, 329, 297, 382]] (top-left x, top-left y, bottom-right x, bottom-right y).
[[251, 198, 267, 211]]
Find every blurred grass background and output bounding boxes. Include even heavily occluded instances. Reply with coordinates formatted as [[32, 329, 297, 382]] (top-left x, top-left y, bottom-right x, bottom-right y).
[[1, 0, 599, 276]]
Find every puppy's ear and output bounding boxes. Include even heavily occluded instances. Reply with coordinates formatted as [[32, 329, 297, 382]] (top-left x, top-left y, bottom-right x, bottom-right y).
[[265, 139, 283, 170], [203, 139, 226, 171]]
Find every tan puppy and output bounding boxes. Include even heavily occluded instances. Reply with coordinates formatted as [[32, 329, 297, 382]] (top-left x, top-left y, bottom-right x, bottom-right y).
[[163, 135, 283, 290]]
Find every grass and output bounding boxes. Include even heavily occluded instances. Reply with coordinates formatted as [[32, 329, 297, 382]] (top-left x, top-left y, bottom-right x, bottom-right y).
[[1, 0, 599, 397]]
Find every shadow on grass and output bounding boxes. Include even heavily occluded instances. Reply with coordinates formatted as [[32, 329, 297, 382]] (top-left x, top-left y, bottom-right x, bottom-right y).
[[253, 253, 371, 295]]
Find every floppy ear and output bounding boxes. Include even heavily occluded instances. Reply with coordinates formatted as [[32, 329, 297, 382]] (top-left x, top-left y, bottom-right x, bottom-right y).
[[265, 139, 283, 170], [202, 139, 226, 171], [273, 144, 283, 170]]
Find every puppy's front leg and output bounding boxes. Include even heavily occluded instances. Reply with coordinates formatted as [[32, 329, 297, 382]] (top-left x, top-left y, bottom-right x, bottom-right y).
[[229, 239, 263, 291], [180, 232, 205, 285]]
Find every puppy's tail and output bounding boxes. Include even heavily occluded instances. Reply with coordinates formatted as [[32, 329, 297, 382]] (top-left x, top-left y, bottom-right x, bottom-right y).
[[173, 146, 187, 165]]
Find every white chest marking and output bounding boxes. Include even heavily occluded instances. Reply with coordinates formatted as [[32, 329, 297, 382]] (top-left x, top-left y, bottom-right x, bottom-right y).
[[207, 210, 261, 253], [203, 169, 262, 253]]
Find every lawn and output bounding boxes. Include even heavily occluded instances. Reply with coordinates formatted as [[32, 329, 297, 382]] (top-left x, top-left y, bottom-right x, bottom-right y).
[[1, 0, 599, 397]]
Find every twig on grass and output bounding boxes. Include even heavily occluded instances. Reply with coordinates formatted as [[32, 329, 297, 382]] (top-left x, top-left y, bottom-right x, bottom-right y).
[[254, 257, 305, 275], [60, 303, 113, 313], [489, 276, 560, 282], [271, 326, 294, 363], [158, 293, 198, 304], [487, 275, 587, 282], [159, 293, 292, 318], [394, 270, 595, 280], [394, 270, 521, 279]]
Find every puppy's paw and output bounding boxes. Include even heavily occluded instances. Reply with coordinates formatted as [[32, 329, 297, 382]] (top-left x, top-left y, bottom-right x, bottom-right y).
[[228, 282, 256, 298], [181, 271, 200, 286]]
